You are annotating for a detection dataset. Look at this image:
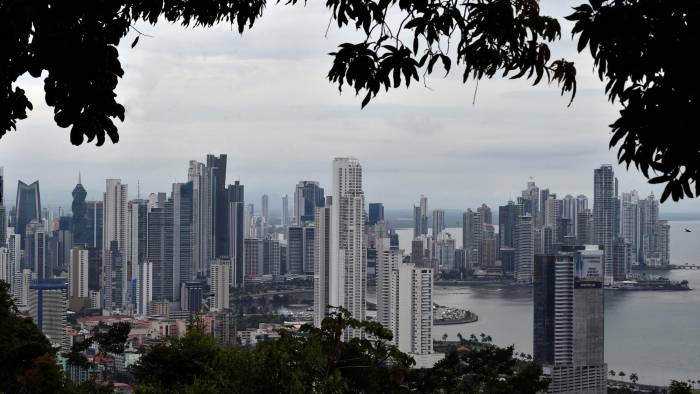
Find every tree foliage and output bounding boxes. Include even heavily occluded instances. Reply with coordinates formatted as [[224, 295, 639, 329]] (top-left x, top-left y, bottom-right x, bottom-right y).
[[0, 281, 70, 393], [1, 1, 697, 200], [567, 0, 700, 202]]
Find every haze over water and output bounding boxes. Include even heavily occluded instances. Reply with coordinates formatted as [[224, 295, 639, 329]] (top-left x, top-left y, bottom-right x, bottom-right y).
[[395, 221, 700, 386]]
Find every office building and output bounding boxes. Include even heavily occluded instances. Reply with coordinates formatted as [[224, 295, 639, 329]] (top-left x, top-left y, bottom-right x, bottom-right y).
[[432, 209, 445, 237], [263, 237, 281, 276], [244, 238, 263, 278], [103, 241, 126, 311], [294, 181, 325, 225], [173, 182, 194, 298], [303, 226, 315, 274], [281, 194, 289, 227], [71, 175, 88, 246], [368, 203, 384, 226], [375, 237, 401, 336], [128, 199, 148, 280], [26, 221, 49, 279], [85, 201, 104, 250], [499, 201, 522, 249], [227, 180, 245, 287], [620, 191, 640, 264], [147, 201, 174, 302], [180, 280, 204, 314], [15, 180, 41, 247]]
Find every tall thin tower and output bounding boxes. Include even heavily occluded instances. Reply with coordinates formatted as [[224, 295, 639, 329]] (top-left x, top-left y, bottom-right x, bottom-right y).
[[103, 179, 129, 257], [593, 165, 615, 284], [330, 158, 366, 340]]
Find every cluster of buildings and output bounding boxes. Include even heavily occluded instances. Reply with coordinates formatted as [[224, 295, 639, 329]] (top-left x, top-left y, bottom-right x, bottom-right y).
[[411, 165, 670, 286], [0, 161, 674, 392]]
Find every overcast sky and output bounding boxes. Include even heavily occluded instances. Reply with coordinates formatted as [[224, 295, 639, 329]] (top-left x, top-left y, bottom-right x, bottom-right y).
[[1, 1, 698, 214]]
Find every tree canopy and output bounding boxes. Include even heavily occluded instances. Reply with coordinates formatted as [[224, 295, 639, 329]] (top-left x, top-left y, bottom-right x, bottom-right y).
[[1, 0, 698, 201]]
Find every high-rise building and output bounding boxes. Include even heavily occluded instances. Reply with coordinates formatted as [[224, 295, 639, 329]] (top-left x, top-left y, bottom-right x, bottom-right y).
[[368, 203, 384, 226], [26, 221, 49, 279], [462, 209, 482, 265], [207, 154, 228, 259], [375, 237, 401, 336], [432, 209, 445, 237], [210, 258, 231, 311], [71, 175, 88, 246], [147, 201, 174, 302], [303, 226, 315, 275], [244, 238, 263, 278], [180, 281, 204, 314], [435, 232, 456, 271], [30, 279, 69, 350], [534, 252, 606, 393], [481, 224, 496, 267], [516, 215, 534, 283], [0, 247, 11, 288], [227, 180, 245, 287], [522, 180, 540, 222], [281, 194, 289, 227], [263, 237, 280, 276], [15, 180, 41, 247], [261, 194, 269, 222], [136, 260, 153, 316], [172, 182, 194, 298], [397, 262, 434, 356], [330, 158, 366, 340], [612, 238, 631, 282], [128, 199, 148, 280], [103, 240, 126, 311], [68, 246, 89, 301], [594, 165, 616, 284], [313, 203, 331, 327], [477, 203, 492, 225], [620, 191, 640, 264], [103, 179, 129, 260], [294, 181, 325, 225], [498, 201, 521, 249], [85, 201, 104, 250], [287, 226, 304, 274], [188, 160, 213, 278]]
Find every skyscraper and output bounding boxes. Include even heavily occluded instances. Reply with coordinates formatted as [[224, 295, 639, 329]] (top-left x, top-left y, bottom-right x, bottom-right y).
[[498, 201, 522, 249], [207, 154, 228, 259], [534, 251, 606, 393], [368, 203, 384, 226], [15, 180, 41, 247], [620, 191, 640, 264], [227, 180, 245, 287], [313, 202, 331, 327], [29, 279, 69, 350], [462, 209, 482, 266], [261, 194, 269, 222], [0, 167, 6, 247], [262, 237, 281, 276], [303, 226, 315, 274], [71, 175, 88, 246], [294, 181, 325, 225], [375, 236, 401, 337], [432, 209, 445, 237], [243, 238, 263, 278], [136, 260, 153, 316], [147, 201, 174, 302], [103, 240, 126, 311], [330, 158, 366, 340], [419, 195, 428, 235], [103, 179, 129, 258], [281, 194, 289, 227], [86, 201, 104, 250], [210, 257, 231, 311], [188, 160, 213, 278], [173, 182, 194, 298], [68, 246, 89, 301], [516, 215, 534, 283], [128, 199, 148, 280], [477, 203, 492, 225], [594, 165, 616, 284], [397, 262, 434, 357], [26, 221, 48, 279]]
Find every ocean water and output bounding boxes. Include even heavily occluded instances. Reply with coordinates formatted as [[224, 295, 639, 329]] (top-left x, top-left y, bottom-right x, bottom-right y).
[[395, 221, 700, 386]]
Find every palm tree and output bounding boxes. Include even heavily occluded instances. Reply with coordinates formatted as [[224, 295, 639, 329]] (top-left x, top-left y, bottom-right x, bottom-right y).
[[609, 370, 616, 377], [442, 333, 448, 342], [629, 373, 639, 384], [618, 371, 626, 378]]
